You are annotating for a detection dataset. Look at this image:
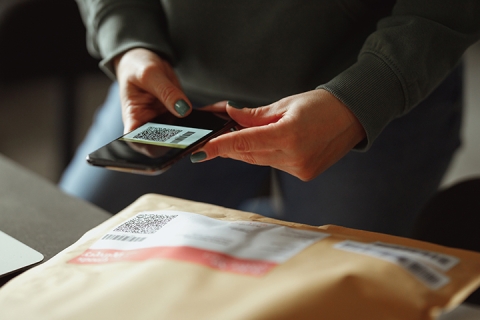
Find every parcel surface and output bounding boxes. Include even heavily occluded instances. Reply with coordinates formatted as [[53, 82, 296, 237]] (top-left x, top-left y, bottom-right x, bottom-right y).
[[0, 194, 479, 320]]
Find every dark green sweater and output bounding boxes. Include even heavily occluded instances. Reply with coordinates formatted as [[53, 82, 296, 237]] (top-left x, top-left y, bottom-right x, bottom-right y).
[[76, 0, 480, 149]]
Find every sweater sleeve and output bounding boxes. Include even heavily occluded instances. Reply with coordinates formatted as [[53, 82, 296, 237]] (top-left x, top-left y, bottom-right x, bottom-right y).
[[318, 0, 480, 150], [75, 0, 175, 79]]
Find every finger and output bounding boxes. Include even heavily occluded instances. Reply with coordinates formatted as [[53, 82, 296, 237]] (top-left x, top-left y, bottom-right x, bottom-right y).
[[199, 101, 229, 113], [191, 124, 284, 162], [222, 150, 285, 167], [142, 70, 192, 118], [190, 133, 302, 178], [226, 101, 283, 128], [116, 48, 193, 119], [121, 94, 165, 133], [195, 101, 236, 122]]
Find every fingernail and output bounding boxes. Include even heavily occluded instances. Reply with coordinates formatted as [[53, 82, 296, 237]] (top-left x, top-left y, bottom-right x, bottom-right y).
[[174, 99, 190, 116], [227, 101, 245, 109], [190, 151, 207, 163]]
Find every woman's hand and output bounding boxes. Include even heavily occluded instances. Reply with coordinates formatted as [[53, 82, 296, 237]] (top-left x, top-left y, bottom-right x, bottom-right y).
[[191, 89, 366, 181], [114, 48, 192, 133]]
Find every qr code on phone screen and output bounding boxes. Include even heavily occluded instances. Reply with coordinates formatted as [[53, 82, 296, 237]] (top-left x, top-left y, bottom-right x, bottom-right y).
[[133, 127, 181, 142]]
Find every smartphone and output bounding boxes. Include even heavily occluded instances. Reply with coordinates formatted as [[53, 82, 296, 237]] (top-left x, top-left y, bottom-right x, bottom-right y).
[[86, 109, 237, 175]]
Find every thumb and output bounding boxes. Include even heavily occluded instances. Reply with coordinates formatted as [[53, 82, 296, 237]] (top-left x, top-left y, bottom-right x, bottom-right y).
[[145, 73, 192, 118], [226, 101, 282, 128]]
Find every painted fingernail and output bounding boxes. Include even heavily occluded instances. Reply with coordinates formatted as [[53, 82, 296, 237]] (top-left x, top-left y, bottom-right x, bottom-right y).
[[190, 151, 207, 163], [227, 101, 245, 109], [174, 99, 190, 116]]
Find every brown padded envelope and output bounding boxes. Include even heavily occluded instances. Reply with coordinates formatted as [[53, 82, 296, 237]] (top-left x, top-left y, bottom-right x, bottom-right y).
[[0, 194, 479, 320]]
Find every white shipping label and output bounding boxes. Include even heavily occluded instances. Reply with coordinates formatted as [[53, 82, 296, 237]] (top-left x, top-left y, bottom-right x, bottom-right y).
[[334, 240, 451, 290], [371, 242, 459, 271], [70, 210, 330, 276]]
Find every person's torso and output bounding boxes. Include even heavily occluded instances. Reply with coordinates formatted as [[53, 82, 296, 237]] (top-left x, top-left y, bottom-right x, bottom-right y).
[[161, 0, 395, 105]]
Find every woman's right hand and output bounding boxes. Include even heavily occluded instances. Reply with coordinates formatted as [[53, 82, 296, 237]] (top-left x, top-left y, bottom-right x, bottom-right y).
[[114, 48, 192, 133]]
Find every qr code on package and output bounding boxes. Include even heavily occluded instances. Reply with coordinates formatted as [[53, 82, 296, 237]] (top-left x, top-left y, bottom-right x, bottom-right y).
[[113, 213, 178, 234]]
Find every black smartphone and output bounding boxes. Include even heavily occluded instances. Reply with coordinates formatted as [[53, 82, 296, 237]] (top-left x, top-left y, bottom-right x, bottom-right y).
[[86, 109, 237, 175]]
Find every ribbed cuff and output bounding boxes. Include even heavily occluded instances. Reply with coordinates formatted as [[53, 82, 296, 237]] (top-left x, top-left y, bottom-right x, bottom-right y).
[[318, 52, 406, 151], [96, 6, 175, 80]]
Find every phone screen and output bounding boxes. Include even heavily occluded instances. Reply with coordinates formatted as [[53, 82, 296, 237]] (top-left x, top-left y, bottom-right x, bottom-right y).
[[86, 109, 236, 175]]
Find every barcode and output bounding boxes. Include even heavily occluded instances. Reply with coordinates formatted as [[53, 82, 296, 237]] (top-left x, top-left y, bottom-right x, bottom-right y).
[[102, 234, 146, 242], [133, 126, 182, 142], [334, 241, 450, 289], [113, 213, 178, 234], [171, 131, 195, 144], [396, 256, 449, 289], [373, 242, 458, 271]]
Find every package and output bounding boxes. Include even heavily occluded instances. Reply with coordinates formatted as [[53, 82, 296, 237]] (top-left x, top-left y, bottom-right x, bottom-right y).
[[0, 194, 479, 320]]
